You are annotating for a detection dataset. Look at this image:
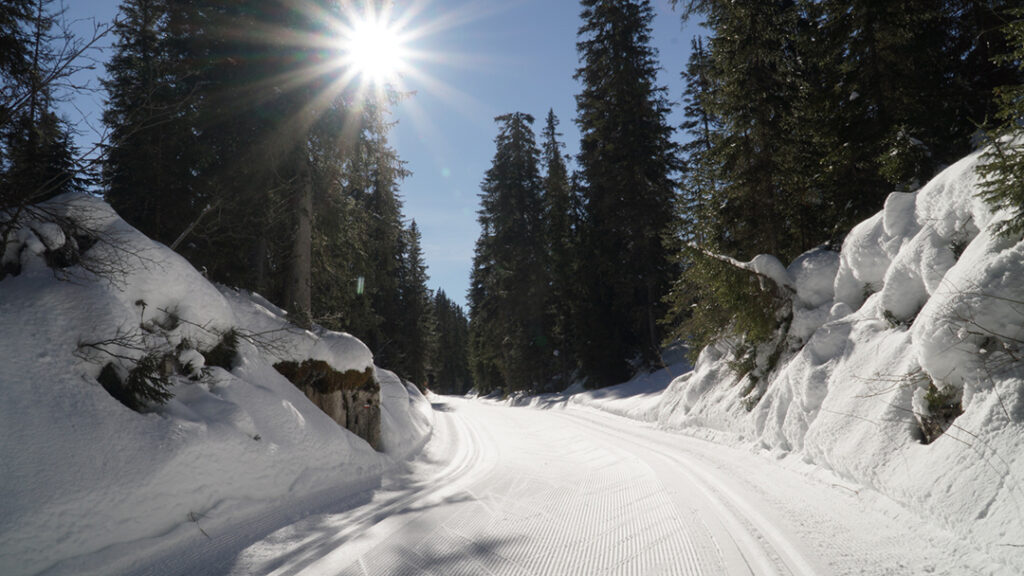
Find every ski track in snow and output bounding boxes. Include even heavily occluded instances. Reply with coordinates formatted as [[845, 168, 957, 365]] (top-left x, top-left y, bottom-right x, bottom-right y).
[[147, 398, 996, 576]]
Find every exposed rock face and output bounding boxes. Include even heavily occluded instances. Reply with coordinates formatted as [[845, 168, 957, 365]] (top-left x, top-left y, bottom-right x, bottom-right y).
[[274, 360, 381, 451]]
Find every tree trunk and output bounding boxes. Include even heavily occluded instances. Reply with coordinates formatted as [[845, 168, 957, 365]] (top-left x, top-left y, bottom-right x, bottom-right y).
[[285, 162, 313, 329]]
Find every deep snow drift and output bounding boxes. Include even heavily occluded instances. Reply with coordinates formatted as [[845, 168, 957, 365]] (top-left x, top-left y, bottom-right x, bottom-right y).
[[0, 195, 433, 576], [538, 147, 1024, 571]]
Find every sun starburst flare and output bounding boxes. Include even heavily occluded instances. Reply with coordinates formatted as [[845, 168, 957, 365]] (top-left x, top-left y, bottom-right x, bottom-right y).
[[341, 11, 409, 87], [234, 0, 505, 155]]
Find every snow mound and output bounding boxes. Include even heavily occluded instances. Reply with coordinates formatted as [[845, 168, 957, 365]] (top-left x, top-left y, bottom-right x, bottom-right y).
[[379, 368, 434, 459], [656, 148, 1024, 571], [0, 194, 432, 576]]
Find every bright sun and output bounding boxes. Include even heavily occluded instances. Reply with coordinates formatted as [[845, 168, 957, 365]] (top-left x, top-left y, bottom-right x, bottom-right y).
[[343, 13, 407, 86]]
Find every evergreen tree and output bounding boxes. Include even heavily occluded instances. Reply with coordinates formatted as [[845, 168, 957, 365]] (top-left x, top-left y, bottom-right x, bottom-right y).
[[99, 0, 436, 369], [468, 112, 551, 393], [392, 220, 433, 386], [0, 0, 33, 131], [675, 36, 716, 248], [665, 0, 1023, 357], [978, 8, 1024, 238], [112, 0, 390, 329], [661, 35, 719, 348], [1, 0, 82, 212], [428, 290, 471, 395], [695, 1, 803, 259], [828, 0, 955, 194], [540, 109, 575, 388], [573, 0, 679, 386], [133, 0, 303, 293], [359, 102, 409, 367], [102, 0, 201, 246], [947, 1, 1020, 135]]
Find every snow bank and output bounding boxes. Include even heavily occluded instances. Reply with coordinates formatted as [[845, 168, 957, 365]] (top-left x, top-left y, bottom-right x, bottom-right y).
[[655, 148, 1024, 570], [0, 194, 432, 576], [379, 368, 434, 459]]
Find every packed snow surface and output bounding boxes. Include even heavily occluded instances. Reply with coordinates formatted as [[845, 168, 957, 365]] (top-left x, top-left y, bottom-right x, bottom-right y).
[[216, 396, 1004, 575], [0, 195, 433, 576]]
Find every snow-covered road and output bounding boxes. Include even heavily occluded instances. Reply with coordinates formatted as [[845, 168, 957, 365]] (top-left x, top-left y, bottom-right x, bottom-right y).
[[192, 398, 994, 575]]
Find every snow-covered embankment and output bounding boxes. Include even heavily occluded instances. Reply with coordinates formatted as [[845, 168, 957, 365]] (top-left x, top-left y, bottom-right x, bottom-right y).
[[0, 195, 433, 575]]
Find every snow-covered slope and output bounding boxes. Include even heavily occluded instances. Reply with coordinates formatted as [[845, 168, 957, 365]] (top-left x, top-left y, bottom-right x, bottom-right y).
[[0, 195, 433, 576], [545, 148, 1024, 570]]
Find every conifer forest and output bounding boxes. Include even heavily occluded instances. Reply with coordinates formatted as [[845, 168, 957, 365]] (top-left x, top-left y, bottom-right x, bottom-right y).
[[2, 0, 1023, 395]]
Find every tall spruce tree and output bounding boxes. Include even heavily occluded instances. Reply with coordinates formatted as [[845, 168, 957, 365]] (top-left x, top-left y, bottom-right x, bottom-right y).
[[312, 94, 410, 366], [827, 0, 956, 194], [468, 112, 550, 393], [428, 290, 471, 394], [661, 35, 721, 348], [109, 0, 383, 326], [948, 1, 1020, 135], [675, 36, 716, 248], [99, 0, 437, 368], [1, 0, 82, 212], [0, 0, 33, 132], [978, 8, 1024, 238], [573, 0, 679, 386], [392, 220, 433, 386], [103, 0, 202, 246], [540, 109, 575, 387]]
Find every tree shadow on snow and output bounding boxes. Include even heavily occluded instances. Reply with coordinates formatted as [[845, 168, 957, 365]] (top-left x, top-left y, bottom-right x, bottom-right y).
[[218, 491, 485, 576]]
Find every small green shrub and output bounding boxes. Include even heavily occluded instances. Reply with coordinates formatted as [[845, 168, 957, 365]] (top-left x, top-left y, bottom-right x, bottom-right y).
[[883, 309, 917, 329], [918, 382, 963, 444], [949, 238, 968, 261], [729, 344, 757, 379], [96, 355, 173, 412], [204, 329, 239, 370]]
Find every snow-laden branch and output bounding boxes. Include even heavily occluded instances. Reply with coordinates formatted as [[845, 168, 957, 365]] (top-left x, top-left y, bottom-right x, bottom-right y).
[[688, 242, 795, 296]]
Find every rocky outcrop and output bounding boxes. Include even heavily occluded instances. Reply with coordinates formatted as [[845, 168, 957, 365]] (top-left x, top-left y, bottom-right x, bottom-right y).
[[274, 360, 381, 451]]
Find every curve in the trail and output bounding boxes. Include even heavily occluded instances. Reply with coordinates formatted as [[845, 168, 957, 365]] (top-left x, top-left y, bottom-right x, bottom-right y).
[[335, 397, 784, 576], [219, 396, 989, 576]]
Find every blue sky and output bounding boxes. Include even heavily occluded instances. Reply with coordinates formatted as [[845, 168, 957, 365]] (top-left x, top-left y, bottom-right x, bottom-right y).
[[63, 0, 701, 310]]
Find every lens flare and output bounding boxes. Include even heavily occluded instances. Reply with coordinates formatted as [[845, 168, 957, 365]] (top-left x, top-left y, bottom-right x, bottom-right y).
[[342, 12, 408, 86]]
